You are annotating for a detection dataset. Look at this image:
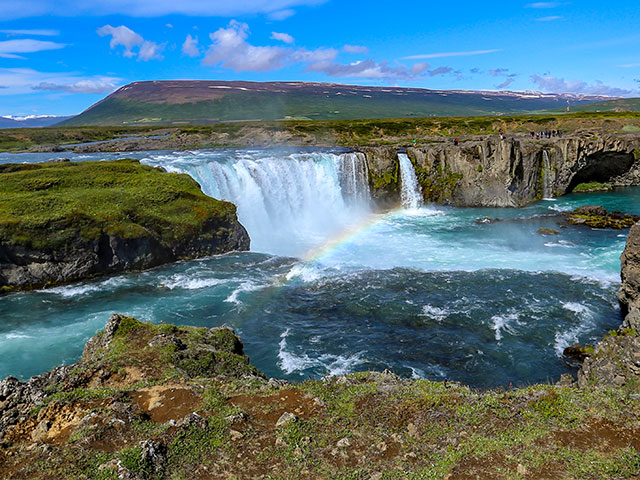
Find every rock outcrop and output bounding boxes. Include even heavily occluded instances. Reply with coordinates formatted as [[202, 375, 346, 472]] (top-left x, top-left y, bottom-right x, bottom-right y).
[[577, 221, 640, 388], [359, 134, 640, 207], [619, 222, 640, 330], [0, 160, 249, 291], [565, 205, 640, 229]]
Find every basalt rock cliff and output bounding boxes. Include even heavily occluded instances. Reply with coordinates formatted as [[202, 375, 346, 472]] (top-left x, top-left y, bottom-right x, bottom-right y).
[[577, 221, 640, 388], [0, 160, 249, 291], [361, 133, 640, 208]]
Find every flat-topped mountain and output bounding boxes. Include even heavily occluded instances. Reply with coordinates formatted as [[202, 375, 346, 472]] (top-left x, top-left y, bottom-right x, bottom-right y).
[[61, 80, 613, 126]]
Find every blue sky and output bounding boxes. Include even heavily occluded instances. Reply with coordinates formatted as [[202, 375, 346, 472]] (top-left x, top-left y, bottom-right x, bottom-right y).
[[1, 0, 639, 116]]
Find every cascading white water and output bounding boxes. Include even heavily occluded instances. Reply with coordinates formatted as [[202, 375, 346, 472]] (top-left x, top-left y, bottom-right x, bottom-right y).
[[398, 153, 423, 209], [542, 150, 554, 200], [160, 150, 371, 257]]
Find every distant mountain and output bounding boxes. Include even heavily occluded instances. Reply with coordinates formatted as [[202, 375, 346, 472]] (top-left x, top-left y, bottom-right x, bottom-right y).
[[60, 80, 613, 126], [0, 115, 74, 129]]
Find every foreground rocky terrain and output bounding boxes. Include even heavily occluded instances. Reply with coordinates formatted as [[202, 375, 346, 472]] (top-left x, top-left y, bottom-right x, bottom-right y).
[[0, 160, 249, 291], [2, 220, 640, 479]]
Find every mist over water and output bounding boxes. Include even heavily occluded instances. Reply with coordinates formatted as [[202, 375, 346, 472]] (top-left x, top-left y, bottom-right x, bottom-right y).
[[0, 149, 637, 387]]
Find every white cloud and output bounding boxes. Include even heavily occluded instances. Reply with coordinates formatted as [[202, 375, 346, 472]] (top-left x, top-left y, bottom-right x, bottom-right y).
[[97, 24, 164, 61], [403, 49, 500, 60], [203, 21, 288, 71], [0, 67, 121, 96], [269, 9, 296, 20], [619, 63, 640, 68], [530, 74, 632, 96], [271, 31, 294, 44], [526, 2, 562, 7], [0, 39, 66, 58], [343, 45, 368, 54], [428, 66, 453, 76], [489, 68, 510, 76], [496, 78, 515, 89], [203, 21, 426, 81], [0, 0, 326, 20], [182, 34, 200, 57], [536, 16, 562, 21], [0, 29, 59, 36], [33, 79, 119, 94], [410, 62, 430, 75]]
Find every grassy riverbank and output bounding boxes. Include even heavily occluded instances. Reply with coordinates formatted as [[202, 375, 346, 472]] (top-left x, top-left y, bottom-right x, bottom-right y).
[[1, 315, 639, 479], [3, 112, 640, 152]]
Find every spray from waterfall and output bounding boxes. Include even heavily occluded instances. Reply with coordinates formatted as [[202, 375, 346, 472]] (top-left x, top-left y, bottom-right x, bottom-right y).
[[542, 150, 554, 200], [398, 153, 423, 209]]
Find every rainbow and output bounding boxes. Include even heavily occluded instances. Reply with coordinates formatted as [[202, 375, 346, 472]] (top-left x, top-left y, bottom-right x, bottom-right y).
[[301, 208, 402, 264]]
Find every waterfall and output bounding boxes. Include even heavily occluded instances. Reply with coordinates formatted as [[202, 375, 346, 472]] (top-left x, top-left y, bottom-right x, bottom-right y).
[[152, 150, 372, 257], [541, 150, 554, 200], [398, 153, 423, 209]]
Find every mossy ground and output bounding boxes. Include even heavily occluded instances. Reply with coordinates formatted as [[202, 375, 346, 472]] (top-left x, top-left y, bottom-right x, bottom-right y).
[[0, 159, 236, 250], [2, 317, 640, 479]]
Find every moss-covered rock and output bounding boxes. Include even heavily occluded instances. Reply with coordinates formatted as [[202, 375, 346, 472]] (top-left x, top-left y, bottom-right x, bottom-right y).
[[565, 205, 640, 229], [0, 159, 249, 290]]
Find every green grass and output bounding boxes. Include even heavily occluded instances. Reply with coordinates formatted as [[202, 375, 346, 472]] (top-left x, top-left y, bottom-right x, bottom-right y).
[[0, 159, 237, 251], [572, 181, 612, 192]]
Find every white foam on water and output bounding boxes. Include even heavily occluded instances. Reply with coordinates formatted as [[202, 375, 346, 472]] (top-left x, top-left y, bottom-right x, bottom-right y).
[[554, 302, 596, 357], [547, 204, 573, 212], [277, 328, 366, 376], [4, 333, 32, 339], [224, 281, 262, 306], [160, 274, 223, 290], [420, 304, 449, 322], [490, 313, 519, 341]]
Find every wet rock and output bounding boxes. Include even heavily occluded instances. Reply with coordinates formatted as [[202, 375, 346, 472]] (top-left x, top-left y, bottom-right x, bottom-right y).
[[475, 217, 500, 224], [563, 343, 593, 362], [566, 206, 639, 229], [538, 227, 560, 236]]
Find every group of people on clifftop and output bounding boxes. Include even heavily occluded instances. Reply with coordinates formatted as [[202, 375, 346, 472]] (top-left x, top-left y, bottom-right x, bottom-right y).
[[451, 128, 563, 146], [531, 129, 562, 139]]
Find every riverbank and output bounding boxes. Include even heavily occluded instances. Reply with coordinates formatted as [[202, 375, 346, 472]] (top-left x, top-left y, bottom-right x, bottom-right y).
[[2, 112, 640, 153], [1, 296, 639, 480]]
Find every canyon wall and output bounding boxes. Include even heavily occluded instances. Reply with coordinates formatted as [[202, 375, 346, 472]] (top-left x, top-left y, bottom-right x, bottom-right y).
[[360, 134, 640, 208]]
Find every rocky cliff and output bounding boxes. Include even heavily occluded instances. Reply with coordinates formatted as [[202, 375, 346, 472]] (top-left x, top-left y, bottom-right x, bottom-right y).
[[0, 160, 249, 291], [577, 221, 640, 388], [360, 134, 640, 208]]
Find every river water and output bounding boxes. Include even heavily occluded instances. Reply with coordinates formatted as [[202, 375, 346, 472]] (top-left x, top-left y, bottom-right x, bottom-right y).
[[0, 148, 637, 388]]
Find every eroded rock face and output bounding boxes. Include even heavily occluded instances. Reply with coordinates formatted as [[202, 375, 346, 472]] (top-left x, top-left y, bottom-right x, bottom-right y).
[[360, 134, 640, 207], [619, 222, 640, 330], [0, 215, 249, 291], [577, 221, 640, 388], [0, 314, 263, 447]]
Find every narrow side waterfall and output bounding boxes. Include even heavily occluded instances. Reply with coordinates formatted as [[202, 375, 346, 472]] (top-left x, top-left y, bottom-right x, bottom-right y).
[[542, 150, 554, 200], [155, 150, 372, 257], [398, 153, 423, 209]]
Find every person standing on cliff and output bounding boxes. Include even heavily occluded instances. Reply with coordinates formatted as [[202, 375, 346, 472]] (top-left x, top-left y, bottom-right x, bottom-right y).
[[454, 137, 459, 146]]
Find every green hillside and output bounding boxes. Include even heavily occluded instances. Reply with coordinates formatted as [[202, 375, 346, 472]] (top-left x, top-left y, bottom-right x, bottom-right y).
[[61, 81, 612, 126]]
